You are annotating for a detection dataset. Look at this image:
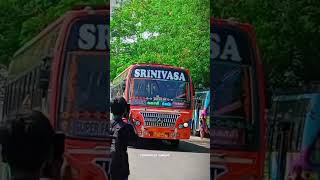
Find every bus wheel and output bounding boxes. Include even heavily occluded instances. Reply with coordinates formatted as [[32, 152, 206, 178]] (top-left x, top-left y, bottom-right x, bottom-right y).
[[170, 140, 179, 148], [195, 130, 200, 136], [134, 137, 143, 148]]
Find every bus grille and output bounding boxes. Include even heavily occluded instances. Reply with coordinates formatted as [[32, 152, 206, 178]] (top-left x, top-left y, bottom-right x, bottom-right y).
[[141, 112, 180, 128]]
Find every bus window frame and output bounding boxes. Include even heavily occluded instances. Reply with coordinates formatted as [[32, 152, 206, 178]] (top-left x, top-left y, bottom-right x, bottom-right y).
[[112, 67, 130, 101], [54, 11, 109, 130], [57, 51, 108, 137]]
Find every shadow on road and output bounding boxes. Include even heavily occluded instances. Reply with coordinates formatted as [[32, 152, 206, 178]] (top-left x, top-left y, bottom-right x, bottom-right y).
[[130, 138, 209, 153]]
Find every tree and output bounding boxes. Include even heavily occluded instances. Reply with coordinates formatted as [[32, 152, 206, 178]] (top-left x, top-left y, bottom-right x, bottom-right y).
[[0, 0, 108, 66], [111, 0, 210, 88], [212, 0, 320, 89]]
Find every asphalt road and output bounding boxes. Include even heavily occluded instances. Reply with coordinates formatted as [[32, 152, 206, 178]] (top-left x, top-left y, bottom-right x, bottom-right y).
[[128, 136, 210, 180]]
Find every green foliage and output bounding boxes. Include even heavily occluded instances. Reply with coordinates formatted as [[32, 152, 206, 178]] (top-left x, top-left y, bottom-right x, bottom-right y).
[[111, 0, 210, 88], [212, 0, 320, 88], [0, 0, 108, 66]]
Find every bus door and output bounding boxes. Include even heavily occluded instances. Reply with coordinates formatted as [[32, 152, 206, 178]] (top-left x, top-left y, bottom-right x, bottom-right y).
[[193, 93, 201, 135], [193, 92, 205, 135]]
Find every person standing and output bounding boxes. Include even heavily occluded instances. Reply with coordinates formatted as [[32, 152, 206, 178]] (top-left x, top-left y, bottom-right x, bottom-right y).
[[0, 111, 65, 180], [109, 97, 138, 180], [200, 113, 209, 140]]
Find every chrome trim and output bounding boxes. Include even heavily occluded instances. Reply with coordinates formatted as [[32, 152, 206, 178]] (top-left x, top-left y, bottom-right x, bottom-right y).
[[140, 112, 180, 128]]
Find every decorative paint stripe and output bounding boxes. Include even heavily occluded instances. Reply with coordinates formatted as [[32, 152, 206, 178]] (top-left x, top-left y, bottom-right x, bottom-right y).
[[132, 108, 190, 114], [210, 156, 254, 164]]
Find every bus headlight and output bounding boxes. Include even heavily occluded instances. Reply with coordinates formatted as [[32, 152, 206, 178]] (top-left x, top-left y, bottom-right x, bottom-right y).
[[183, 123, 188, 128], [178, 123, 189, 129]]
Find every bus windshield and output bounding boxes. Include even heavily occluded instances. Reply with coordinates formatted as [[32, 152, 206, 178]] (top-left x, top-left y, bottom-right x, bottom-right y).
[[59, 53, 109, 138], [130, 79, 191, 109], [211, 62, 256, 150], [75, 54, 107, 112]]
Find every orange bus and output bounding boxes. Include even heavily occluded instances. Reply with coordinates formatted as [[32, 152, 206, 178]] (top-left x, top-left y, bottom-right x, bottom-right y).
[[111, 64, 195, 146], [2, 6, 111, 180], [210, 18, 267, 179]]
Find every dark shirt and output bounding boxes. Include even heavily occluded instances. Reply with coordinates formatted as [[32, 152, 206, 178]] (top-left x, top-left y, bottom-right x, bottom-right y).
[[109, 116, 138, 180]]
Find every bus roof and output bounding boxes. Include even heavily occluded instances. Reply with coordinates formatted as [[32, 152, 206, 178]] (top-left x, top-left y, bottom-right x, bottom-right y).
[[12, 6, 109, 60], [211, 18, 255, 32], [9, 6, 109, 80]]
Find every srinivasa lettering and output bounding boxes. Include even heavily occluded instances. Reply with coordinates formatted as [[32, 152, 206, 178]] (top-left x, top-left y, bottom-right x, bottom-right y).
[[211, 33, 242, 62], [134, 69, 186, 81], [78, 24, 109, 50]]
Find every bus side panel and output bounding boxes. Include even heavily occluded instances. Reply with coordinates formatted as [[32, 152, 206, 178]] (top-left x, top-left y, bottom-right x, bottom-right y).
[[210, 18, 267, 179]]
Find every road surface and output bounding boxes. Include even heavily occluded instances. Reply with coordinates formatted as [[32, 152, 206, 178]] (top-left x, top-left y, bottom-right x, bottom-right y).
[[128, 136, 210, 180]]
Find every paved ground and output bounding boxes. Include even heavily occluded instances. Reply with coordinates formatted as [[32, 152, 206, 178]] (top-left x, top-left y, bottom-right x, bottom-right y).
[[128, 136, 210, 180], [0, 137, 210, 180]]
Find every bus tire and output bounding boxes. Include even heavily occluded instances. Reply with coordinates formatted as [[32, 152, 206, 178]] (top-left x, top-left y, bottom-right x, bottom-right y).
[[195, 130, 200, 137], [170, 140, 179, 148], [133, 137, 143, 148]]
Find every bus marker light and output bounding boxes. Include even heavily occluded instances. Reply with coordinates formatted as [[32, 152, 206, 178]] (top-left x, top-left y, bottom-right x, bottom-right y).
[[134, 120, 141, 126], [183, 123, 188, 127]]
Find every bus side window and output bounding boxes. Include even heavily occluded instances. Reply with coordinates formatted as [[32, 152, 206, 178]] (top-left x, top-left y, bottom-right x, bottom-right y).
[[111, 85, 118, 99], [20, 76, 27, 112], [9, 83, 13, 113], [13, 81, 18, 113], [110, 86, 114, 99], [121, 80, 126, 93], [6, 85, 11, 115]]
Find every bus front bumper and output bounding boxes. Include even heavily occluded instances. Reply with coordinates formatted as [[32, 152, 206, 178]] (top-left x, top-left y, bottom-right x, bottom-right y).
[[136, 127, 190, 140]]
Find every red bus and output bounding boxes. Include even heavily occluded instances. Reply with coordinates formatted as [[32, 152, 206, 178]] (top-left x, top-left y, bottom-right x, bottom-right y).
[[111, 64, 194, 146], [210, 18, 267, 179], [2, 6, 111, 180]]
